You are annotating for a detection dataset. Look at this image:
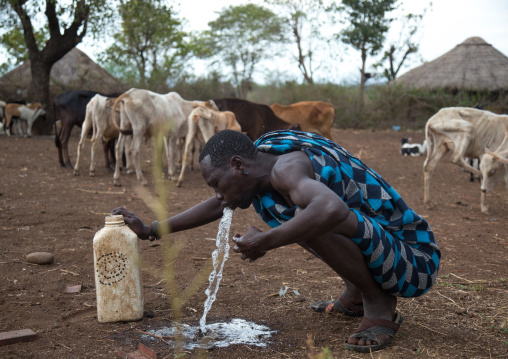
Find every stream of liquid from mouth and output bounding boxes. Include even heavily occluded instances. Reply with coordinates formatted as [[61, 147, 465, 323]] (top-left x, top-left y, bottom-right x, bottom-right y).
[[199, 207, 233, 333], [146, 208, 275, 349]]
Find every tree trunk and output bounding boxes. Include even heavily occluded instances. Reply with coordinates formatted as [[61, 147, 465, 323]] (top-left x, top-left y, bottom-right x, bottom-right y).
[[359, 48, 367, 114], [293, 22, 314, 85], [239, 79, 250, 100], [30, 57, 53, 135], [8, 0, 90, 135]]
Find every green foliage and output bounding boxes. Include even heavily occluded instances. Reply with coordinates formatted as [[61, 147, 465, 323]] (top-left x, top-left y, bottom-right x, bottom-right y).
[[250, 80, 357, 127], [198, 3, 286, 98], [0, 0, 115, 45], [250, 80, 508, 130], [347, 85, 506, 129], [0, 0, 110, 75], [98, 0, 191, 92], [170, 73, 236, 101], [333, 0, 397, 55], [0, 0, 116, 111], [327, 0, 398, 112], [0, 27, 48, 74]]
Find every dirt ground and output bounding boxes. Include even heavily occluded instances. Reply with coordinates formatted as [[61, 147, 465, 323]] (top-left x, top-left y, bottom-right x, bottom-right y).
[[0, 128, 507, 359]]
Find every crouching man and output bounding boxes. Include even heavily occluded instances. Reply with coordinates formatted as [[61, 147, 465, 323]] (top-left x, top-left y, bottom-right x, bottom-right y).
[[112, 129, 440, 352]]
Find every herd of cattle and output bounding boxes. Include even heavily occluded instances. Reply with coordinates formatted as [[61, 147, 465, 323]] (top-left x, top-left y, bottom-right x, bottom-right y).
[[0, 89, 334, 186], [1, 90, 507, 215]]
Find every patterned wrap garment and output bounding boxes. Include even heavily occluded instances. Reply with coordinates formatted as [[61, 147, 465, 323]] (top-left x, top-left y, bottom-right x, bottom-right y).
[[252, 130, 440, 298]]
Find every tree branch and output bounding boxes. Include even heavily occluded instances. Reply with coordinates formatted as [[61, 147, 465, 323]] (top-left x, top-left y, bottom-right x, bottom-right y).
[[394, 46, 415, 77], [62, 0, 90, 43], [45, 0, 61, 38], [9, 0, 38, 55]]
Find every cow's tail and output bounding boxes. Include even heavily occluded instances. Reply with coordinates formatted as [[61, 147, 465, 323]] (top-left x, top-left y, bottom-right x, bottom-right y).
[[53, 102, 61, 149], [111, 91, 129, 131], [329, 104, 337, 127]]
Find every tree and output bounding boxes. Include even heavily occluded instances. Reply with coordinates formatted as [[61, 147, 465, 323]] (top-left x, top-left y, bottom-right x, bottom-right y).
[[0, 0, 114, 131], [329, 0, 397, 111], [265, 0, 327, 85], [375, 10, 426, 83], [98, 0, 191, 91], [0, 27, 48, 74], [199, 4, 285, 99]]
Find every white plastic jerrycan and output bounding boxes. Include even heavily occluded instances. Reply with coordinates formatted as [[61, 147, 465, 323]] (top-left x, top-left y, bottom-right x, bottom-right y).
[[93, 215, 143, 323]]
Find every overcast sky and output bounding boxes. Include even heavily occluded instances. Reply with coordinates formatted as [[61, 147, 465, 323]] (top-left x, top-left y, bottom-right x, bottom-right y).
[[174, 0, 508, 58], [1, 0, 505, 83], [69, 0, 505, 83], [142, 0, 507, 83]]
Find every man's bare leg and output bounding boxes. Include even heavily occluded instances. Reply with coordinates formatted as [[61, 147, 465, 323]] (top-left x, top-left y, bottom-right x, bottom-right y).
[[299, 242, 363, 308], [304, 232, 397, 347]]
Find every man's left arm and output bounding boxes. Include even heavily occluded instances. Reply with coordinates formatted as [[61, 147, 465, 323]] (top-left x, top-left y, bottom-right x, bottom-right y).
[[234, 154, 356, 258], [262, 172, 353, 250]]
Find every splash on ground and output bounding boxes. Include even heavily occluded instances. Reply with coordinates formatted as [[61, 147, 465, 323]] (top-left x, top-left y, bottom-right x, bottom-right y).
[[147, 318, 276, 350]]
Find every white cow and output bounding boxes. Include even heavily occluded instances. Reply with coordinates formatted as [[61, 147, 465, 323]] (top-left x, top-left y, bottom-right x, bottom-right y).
[[479, 137, 508, 210], [74, 95, 132, 177], [423, 107, 508, 214], [4, 102, 45, 137], [176, 104, 242, 187], [111, 89, 204, 186]]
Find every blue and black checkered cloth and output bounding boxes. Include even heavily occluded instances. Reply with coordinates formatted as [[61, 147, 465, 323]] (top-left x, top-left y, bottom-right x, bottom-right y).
[[252, 130, 440, 298]]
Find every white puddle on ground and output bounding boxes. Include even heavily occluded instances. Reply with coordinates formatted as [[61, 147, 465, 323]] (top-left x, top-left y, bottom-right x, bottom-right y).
[[146, 319, 276, 350]]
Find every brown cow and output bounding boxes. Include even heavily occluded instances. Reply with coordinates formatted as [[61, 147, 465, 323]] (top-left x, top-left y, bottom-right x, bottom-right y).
[[4, 102, 46, 137], [270, 101, 336, 140], [176, 104, 243, 187]]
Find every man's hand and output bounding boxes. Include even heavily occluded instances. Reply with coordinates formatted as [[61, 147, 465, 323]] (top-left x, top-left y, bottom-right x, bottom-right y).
[[232, 226, 267, 262], [111, 207, 151, 240]]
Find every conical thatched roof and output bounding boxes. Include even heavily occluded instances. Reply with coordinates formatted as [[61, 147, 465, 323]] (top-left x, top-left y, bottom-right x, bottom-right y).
[[395, 37, 508, 91], [0, 48, 126, 101]]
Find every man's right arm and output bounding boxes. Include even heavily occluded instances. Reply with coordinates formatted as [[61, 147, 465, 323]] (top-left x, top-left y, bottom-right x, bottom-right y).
[[161, 196, 224, 234], [112, 196, 224, 239]]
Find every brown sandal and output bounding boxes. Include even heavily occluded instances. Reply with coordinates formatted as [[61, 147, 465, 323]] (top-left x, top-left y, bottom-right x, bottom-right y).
[[344, 312, 403, 352], [311, 296, 364, 317]]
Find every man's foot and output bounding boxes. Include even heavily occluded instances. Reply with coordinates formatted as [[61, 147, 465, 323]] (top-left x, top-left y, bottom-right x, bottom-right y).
[[344, 313, 403, 352], [311, 296, 364, 317]]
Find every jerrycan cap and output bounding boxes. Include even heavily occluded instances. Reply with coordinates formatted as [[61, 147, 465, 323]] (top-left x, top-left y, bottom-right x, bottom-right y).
[[105, 215, 125, 225]]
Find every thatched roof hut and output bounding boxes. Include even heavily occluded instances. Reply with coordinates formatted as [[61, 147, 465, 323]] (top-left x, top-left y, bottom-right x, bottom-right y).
[[395, 37, 508, 92], [0, 48, 126, 102]]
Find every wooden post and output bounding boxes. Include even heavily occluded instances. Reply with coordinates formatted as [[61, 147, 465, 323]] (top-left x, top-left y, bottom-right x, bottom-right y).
[[0, 329, 37, 346]]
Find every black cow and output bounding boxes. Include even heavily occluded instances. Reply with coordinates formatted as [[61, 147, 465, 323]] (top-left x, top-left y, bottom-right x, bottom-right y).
[[211, 98, 300, 141], [54, 90, 122, 169]]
